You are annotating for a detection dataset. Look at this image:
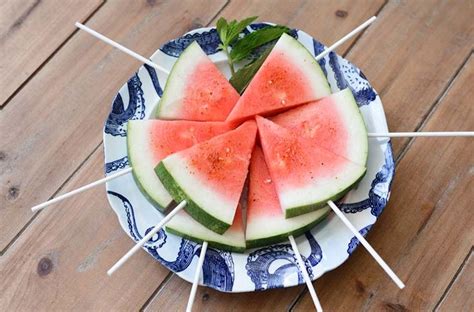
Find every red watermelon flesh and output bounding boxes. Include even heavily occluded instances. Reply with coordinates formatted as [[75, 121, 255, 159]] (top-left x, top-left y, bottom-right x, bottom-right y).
[[256, 116, 366, 218], [246, 146, 330, 248], [155, 41, 240, 121], [226, 33, 331, 123], [156, 120, 257, 233], [127, 120, 231, 210], [271, 88, 368, 166]]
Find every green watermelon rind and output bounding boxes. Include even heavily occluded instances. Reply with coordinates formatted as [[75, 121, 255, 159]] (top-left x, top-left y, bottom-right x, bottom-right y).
[[155, 162, 231, 234], [131, 169, 167, 211], [339, 88, 369, 166], [127, 123, 169, 211], [246, 209, 331, 249], [282, 33, 331, 95], [284, 167, 367, 218], [165, 225, 246, 253], [154, 42, 198, 119]]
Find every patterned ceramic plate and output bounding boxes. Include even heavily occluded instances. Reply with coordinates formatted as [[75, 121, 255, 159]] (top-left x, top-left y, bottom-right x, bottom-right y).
[[103, 23, 394, 292]]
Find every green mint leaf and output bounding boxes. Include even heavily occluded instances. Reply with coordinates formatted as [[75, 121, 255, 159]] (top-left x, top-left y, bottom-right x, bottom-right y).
[[216, 17, 227, 39], [227, 16, 258, 44], [229, 44, 273, 94], [230, 25, 289, 62]]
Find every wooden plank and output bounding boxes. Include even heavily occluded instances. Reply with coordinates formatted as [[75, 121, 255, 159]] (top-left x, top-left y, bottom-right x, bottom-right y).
[[343, 0, 474, 157], [0, 0, 104, 107], [144, 1, 386, 310], [0, 149, 173, 310], [293, 55, 474, 311], [212, 0, 386, 54], [145, 274, 304, 312], [0, 0, 227, 252], [437, 250, 474, 312]]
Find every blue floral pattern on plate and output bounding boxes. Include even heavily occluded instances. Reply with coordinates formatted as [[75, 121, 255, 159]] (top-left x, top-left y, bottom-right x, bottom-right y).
[[103, 24, 394, 292]]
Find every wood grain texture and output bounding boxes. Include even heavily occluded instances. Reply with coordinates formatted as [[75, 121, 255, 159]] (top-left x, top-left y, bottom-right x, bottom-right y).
[[211, 0, 386, 54], [343, 0, 474, 157], [0, 0, 226, 252], [437, 250, 474, 312], [0, 149, 172, 310], [145, 274, 304, 312], [1, 0, 473, 311], [0, 0, 104, 107], [293, 55, 474, 311]]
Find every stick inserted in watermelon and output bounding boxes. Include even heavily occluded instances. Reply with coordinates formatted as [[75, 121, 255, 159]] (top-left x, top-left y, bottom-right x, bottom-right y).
[[246, 146, 330, 248], [256, 116, 366, 218], [166, 204, 246, 252], [155, 41, 240, 121], [156, 120, 257, 234], [127, 120, 230, 210], [226, 33, 331, 123], [271, 88, 368, 166]]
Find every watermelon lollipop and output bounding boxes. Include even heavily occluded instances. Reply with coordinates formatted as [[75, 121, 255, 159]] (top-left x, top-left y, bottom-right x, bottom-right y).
[[256, 116, 366, 218], [271, 88, 368, 166], [226, 33, 331, 123], [155, 41, 240, 121], [155, 120, 257, 234], [246, 146, 330, 248], [127, 120, 230, 210], [166, 204, 246, 252]]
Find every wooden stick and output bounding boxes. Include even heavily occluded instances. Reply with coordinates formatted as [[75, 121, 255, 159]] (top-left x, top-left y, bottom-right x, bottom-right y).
[[315, 16, 376, 61], [31, 167, 133, 212], [75, 22, 170, 74], [327, 200, 405, 289], [289, 235, 323, 312], [107, 200, 187, 276], [369, 131, 474, 138], [186, 241, 208, 312]]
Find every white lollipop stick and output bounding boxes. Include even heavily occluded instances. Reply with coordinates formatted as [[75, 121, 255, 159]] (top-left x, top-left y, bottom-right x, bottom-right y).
[[75, 22, 170, 74], [186, 241, 208, 312], [31, 167, 133, 212], [327, 200, 405, 289], [289, 235, 323, 312], [107, 200, 187, 276], [369, 131, 474, 138], [315, 16, 376, 61]]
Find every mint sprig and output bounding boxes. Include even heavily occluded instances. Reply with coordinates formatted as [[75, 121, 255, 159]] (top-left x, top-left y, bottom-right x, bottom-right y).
[[229, 44, 273, 94], [230, 25, 289, 62], [216, 16, 258, 75], [216, 16, 290, 87]]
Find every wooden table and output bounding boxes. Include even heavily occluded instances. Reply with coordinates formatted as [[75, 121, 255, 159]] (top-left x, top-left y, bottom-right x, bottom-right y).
[[1, 0, 473, 311]]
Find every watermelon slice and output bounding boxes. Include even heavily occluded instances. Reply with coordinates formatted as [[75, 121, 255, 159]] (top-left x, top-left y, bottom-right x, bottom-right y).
[[271, 88, 368, 166], [166, 204, 245, 252], [127, 120, 230, 210], [155, 41, 240, 121], [246, 146, 330, 248], [155, 120, 257, 234], [256, 116, 366, 218], [226, 33, 331, 122]]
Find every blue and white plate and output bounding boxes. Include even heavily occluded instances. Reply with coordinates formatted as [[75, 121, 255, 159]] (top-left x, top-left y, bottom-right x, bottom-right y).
[[103, 23, 394, 292]]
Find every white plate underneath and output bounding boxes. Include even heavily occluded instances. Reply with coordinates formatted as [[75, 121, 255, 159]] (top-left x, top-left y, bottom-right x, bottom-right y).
[[103, 23, 394, 292]]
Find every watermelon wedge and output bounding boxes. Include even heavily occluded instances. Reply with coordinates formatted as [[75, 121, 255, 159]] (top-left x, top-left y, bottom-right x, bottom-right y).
[[256, 116, 366, 218], [127, 120, 230, 210], [246, 146, 330, 248], [155, 120, 257, 234], [166, 204, 245, 252], [155, 41, 240, 121], [271, 88, 368, 166], [226, 33, 331, 123]]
